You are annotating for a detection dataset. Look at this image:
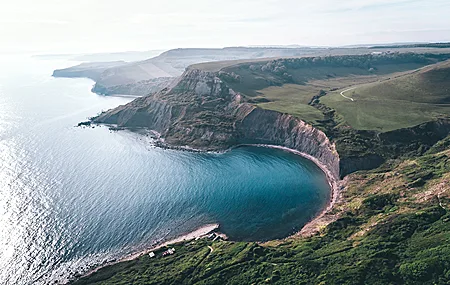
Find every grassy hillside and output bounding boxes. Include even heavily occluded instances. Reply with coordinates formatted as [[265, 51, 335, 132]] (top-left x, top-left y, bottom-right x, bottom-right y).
[[71, 136, 450, 285], [69, 52, 450, 285], [252, 84, 326, 123], [94, 47, 331, 87], [217, 53, 450, 126], [320, 61, 450, 131]]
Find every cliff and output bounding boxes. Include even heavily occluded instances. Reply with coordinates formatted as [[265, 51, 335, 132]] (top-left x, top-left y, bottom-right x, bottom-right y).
[[92, 62, 450, 180], [93, 68, 341, 180], [235, 108, 340, 179]]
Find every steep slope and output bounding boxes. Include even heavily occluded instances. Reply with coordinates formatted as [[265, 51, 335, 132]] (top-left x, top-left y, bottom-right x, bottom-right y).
[[93, 68, 341, 179]]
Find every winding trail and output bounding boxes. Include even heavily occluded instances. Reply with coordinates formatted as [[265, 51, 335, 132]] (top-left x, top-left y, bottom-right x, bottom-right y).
[[340, 87, 356, 101]]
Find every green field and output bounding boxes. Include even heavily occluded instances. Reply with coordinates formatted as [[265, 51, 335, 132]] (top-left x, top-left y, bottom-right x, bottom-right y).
[[255, 84, 325, 124], [216, 53, 450, 130], [321, 61, 450, 131]]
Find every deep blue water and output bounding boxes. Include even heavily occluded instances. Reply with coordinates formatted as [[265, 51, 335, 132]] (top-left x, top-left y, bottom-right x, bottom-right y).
[[0, 56, 330, 284]]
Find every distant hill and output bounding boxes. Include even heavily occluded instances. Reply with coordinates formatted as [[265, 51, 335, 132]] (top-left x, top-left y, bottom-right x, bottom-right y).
[[53, 47, 329, 96], [52, 61, 127, 81], [369, 42, 450, 49], [92, 47, 328, 88], [52, 45, 450, 97]]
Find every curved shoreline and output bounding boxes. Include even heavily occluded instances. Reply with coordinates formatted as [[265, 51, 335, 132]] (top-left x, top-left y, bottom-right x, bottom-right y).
[[70, 140, 340, 283], [139, 138, 342, 236], [237, 144, 341, 237], [160, 141, 341, 237]]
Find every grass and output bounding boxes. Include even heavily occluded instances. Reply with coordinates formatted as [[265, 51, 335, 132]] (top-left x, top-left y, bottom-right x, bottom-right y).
[[216, 54, 450, 131], [246, 63, 434, 125], [320, 61, 450, 132], [254, 84, 325, 124], [321, 93, 450, 132], [76, 54, 450, 284], [71, 137, 450, 285]]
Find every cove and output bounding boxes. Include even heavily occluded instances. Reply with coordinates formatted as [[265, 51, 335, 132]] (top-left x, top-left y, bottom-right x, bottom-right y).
[[0, 57, 330, 284]]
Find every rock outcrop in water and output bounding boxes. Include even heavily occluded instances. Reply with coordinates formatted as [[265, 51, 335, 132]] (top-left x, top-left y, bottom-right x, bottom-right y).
[[93, 68, 341, 180]]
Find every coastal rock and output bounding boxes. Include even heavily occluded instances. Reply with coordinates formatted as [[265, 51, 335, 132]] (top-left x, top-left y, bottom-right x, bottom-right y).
[[92, 64, 450, 181], [93, 68, 341, 181], [236, 108, 340, 180]]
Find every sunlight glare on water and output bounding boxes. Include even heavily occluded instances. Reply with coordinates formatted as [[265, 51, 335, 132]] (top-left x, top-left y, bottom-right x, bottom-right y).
[[0, 56, 330, 284]]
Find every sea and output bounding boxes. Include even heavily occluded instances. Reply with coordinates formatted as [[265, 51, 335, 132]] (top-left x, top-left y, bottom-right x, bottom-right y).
[[0, 55, 330, 284]]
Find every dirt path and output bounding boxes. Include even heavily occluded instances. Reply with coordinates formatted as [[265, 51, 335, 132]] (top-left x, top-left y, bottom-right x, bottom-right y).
[[208, 246, 214, 253], [340, 87, 356, 101]]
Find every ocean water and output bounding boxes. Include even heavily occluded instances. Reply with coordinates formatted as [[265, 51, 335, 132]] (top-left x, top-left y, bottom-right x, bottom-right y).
[[0, 56, 330, 284]]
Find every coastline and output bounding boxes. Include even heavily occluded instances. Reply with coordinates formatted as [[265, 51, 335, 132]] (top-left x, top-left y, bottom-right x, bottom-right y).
[[139, 137, 342, 236], [238, 144, 341, 237], [71, 137, 341, 283], [76, 224, 220, 281], [145, 139, 342, 237]]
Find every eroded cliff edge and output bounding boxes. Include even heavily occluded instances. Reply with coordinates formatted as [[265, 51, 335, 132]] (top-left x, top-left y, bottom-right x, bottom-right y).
[[93, 68, 341, 181], [92, 65, 450, 182]]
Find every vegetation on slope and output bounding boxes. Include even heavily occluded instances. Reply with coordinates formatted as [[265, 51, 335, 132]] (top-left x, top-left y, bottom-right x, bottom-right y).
[[215, 53, 450, 175], [321, 61, 450, 131], [73, 51, 450, 284], [72, 136, 450, 285], [219, 53, 450, 128], [370, 42, 450, 49]]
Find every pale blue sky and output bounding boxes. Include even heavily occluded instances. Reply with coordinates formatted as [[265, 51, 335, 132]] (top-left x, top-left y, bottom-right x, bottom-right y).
[[1, 0, 449, 53]]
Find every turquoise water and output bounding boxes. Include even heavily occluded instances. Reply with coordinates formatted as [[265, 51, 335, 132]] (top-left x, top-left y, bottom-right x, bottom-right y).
[[0, 56, 330, 284]]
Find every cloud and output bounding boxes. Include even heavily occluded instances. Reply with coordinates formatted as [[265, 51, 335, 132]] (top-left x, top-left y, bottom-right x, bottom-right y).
[[0, 0, 449, 53], [0, 19, 68, 24]]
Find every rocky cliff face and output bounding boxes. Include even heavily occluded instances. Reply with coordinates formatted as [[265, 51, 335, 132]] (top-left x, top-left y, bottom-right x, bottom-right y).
[[92, 67, 450, 180], [95, 69, 243, 149], [335, 119, 450, 177], [93, 68, 341, 180], [235, 108, 340, 179]]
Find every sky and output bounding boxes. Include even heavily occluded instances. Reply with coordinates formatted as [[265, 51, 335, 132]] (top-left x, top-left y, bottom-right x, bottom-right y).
[[1, 0, 450, 54]]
